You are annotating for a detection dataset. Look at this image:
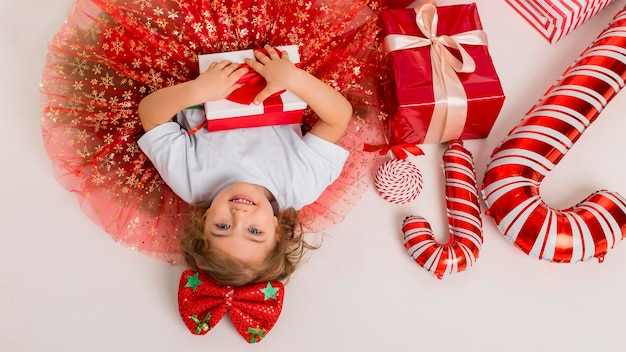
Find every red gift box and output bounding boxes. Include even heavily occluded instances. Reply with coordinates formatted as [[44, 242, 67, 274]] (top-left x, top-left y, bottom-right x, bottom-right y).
[[198, 46, 307, 131], [381, 3, 505, 145]]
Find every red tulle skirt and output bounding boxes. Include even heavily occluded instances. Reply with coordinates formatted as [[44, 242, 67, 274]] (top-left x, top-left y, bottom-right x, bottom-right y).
[[40, 0, 390, 263]]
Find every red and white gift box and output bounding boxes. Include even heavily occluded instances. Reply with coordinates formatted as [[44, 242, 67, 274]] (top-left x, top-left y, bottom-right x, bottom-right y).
[[381, 3, 505, 145], [198, 45, 307, 131], [506, 0, 617, 43]]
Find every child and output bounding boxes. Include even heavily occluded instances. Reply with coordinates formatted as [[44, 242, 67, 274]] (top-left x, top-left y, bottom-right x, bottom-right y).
[[137, 45, 352, 286], [42, 0, 387, 264]]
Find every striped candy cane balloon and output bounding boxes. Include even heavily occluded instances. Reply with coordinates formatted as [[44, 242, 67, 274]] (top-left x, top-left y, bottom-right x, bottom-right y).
[[402, 141, 483, 279], [482, 7, 626, 263]]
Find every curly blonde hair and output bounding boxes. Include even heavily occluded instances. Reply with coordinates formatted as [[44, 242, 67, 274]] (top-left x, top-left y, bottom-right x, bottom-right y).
[[180, 205, 317, 286]]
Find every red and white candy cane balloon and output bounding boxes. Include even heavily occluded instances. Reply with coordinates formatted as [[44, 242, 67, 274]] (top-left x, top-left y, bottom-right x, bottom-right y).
[[482, 7, 626, 263], [402, 140, 483, 279]]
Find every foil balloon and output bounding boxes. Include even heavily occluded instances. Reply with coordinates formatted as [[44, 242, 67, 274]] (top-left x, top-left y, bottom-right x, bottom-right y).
[[481, 7, 626, 263], [402, 141, 483, 279]]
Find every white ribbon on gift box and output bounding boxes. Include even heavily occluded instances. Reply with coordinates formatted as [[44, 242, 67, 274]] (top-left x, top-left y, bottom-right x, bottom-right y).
[[384, 4, 488, 143]]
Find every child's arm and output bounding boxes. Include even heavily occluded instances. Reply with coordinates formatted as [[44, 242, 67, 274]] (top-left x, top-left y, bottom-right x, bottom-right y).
[[138, 61, 249, 132], [244, 45, 352, 144]]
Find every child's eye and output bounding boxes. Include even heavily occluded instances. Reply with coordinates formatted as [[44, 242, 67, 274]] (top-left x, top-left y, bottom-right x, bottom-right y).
[[248, 228, 260, 235], [217, 223, 230, 230]]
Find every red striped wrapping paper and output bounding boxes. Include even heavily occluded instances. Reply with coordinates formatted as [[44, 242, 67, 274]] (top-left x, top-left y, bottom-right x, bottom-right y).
[[506, 0, 616, 43]]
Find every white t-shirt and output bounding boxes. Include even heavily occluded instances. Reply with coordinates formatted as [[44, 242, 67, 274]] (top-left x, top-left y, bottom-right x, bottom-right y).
[[137, 109, 349, 210]]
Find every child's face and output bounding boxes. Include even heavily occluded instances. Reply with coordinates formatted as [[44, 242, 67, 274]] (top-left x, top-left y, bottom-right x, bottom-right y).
[[204, 182, 279, 265]]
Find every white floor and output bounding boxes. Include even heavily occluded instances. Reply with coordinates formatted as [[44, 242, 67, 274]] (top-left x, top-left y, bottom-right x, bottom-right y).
[[4, 0, 626, 351]]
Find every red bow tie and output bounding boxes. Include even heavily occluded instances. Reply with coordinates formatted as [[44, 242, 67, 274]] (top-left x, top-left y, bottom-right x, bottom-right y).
[[178, 269, 284, 343]]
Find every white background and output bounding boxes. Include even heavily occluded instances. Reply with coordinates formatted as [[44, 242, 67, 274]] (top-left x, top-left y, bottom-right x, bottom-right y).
[[3, 0, 626, 351]]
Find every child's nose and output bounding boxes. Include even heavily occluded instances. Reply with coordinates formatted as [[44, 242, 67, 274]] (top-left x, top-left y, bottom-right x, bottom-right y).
[[231, 206, 248, 214]]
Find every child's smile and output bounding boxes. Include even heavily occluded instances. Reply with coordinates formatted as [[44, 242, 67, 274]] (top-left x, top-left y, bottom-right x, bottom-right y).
[[230, 196, 256, 205], [204, 182, 279, 265]]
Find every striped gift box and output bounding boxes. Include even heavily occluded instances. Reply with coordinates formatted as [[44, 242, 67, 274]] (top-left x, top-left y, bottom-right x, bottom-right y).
[[505, 0, 616, 43]]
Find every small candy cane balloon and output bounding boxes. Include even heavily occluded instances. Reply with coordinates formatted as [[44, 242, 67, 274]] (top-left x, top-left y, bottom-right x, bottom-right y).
[[402, 141, 483, 279], [481, 7, 626, 263], [375, 158, 423, 204]]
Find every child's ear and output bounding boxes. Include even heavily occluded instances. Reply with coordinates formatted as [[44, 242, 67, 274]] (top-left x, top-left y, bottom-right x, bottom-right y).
[[274, 216, 280, 241]]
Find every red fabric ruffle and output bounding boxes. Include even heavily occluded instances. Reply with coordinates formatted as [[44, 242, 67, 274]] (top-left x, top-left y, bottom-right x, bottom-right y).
[[40, 0, 390, 263]]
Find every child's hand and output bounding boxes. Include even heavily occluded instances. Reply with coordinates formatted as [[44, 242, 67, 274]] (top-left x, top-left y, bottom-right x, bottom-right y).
[[193, 60, 249, 102], [244, 45, 301, 104]]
